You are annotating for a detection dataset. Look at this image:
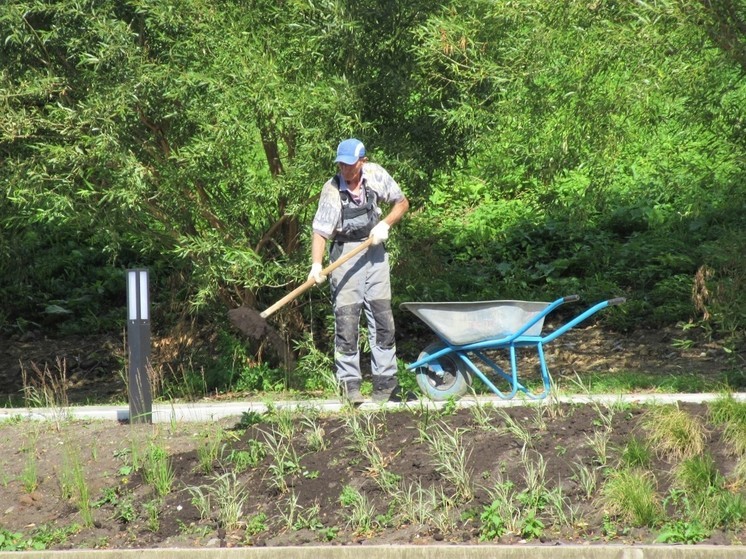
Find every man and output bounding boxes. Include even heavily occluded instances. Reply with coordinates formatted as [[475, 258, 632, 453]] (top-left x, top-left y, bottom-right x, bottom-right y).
[[309, 138, 410, 403]]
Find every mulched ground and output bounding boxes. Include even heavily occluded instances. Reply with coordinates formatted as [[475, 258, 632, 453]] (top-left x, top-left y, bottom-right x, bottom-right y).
[[1, 320, 740, 406]]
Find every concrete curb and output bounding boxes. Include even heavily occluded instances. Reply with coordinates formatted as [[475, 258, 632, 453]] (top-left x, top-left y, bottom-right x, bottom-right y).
[[1, 393, 744, 424], [0, 544, 744, 558]]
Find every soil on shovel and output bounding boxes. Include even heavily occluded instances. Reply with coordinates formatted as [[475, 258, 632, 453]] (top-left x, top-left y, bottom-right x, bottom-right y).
[[227, 307, 271, 340], [227, 306, 294, 369]]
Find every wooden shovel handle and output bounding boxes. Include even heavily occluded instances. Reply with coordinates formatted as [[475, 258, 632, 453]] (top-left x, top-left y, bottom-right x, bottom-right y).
[[260, 238, 374, 318]]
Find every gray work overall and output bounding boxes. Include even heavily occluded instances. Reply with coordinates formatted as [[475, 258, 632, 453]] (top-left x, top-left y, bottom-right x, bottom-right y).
[[329, 182, 397, 383]]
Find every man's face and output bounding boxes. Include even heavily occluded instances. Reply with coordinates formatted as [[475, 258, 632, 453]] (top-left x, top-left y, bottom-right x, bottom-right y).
[[338, 159, 363, 184]]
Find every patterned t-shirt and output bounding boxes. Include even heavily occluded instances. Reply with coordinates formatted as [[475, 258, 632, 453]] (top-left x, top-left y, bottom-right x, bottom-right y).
[[312, 162, 405, 239]]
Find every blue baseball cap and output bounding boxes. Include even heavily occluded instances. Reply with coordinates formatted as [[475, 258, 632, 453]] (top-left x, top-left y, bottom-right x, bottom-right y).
[[334, 138, 366, 165]]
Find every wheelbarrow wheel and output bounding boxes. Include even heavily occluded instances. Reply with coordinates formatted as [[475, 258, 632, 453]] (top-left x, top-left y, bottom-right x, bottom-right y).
[[414, 342, 471, 401]]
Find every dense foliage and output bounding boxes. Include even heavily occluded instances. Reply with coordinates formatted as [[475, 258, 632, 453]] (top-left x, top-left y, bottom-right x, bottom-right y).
[[2, 0, 745, 393]]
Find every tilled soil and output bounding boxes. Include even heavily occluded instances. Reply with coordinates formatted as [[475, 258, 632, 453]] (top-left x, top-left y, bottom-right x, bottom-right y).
[[1, 400, 745, 549]]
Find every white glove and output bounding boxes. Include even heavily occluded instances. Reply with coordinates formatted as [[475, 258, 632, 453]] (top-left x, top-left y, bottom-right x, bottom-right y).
[[370, 222, 390, 245], [307, 263, 326, 284]]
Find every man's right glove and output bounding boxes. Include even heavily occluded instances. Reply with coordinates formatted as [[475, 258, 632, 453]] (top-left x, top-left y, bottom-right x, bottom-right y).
[[307, 263, 326, 284]]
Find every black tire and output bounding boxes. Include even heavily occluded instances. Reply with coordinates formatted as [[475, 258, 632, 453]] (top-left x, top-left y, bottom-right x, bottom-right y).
[[414, 342, 471, 401]]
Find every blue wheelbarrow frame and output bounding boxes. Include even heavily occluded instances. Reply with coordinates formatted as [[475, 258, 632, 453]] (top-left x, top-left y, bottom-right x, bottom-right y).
[[402, 295, 626, 401]]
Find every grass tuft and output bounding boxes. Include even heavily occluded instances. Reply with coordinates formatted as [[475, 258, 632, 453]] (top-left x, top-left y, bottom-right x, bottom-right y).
[[602, 468, 662, 527], [642, 404, 707, 460]]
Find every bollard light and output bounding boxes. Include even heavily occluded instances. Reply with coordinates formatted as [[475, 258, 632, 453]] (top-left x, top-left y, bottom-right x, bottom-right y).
[[126, 268, 152, 424], [127, 269, 150, 321]]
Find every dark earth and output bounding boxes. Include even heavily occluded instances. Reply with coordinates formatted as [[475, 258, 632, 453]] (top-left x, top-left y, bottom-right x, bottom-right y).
[[1, 323, 745, 549]]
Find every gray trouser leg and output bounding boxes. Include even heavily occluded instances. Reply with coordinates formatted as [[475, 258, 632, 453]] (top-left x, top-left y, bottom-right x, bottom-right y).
[[364, 286, 397, 379], [330, 241, 397, 382]]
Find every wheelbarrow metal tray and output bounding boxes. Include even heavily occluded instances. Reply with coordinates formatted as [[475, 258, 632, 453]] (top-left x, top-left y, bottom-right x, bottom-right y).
[[400, 300, 551, 346]]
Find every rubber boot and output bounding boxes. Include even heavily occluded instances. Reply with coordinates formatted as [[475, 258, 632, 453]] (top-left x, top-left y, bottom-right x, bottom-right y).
[[341, 379, 364, 404], [372, 375, 398, 402]]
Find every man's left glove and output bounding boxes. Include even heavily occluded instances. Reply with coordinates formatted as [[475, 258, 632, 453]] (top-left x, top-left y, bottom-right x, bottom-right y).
[[370, 222, 390, 245], [307, 263, 326, 284]]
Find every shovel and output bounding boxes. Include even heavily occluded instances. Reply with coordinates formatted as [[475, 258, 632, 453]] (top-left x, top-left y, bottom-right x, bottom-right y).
[[260, 237, 374, 318], [228, 237, 374, 341]]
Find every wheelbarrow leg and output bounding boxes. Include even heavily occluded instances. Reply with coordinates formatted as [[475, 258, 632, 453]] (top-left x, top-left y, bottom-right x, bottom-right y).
[[457, 352, 520, 400], [509, 345, 519, 396], [522, 341, 551, 400]]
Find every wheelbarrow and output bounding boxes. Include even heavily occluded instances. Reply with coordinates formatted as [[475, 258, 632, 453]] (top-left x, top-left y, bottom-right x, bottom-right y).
[[401, 295, 626, 401]]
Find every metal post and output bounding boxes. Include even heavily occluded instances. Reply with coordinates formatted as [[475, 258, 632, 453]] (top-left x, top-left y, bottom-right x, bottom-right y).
[[126, 269, 152, 424]]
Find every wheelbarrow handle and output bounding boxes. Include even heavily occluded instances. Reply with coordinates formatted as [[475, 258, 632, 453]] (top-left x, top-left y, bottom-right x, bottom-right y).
[[260, 238, 375, 319], [563, 294, 625, 306]]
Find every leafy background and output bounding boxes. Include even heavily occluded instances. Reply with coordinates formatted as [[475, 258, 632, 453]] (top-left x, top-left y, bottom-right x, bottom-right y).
[[1, 0, 745, 396]]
